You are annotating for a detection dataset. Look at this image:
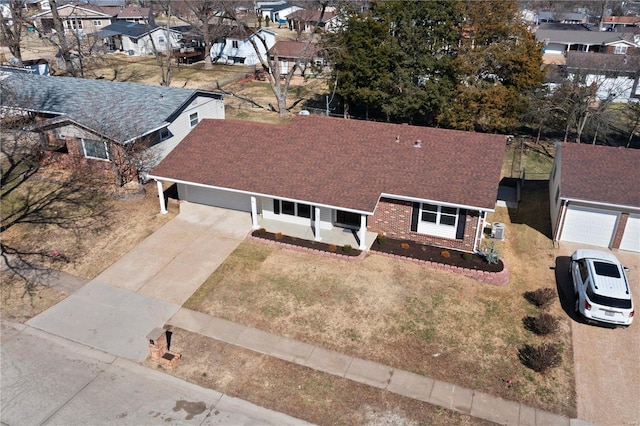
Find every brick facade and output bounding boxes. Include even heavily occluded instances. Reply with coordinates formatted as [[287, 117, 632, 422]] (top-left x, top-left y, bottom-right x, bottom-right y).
[[611, 212, 629, 249], [368, 197, 481, 252]]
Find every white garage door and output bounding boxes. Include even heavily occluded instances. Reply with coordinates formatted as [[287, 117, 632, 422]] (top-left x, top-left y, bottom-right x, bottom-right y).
[[180, 184, 251, 212], [561, 205, 619, 247], [620, 214, 640, 253]]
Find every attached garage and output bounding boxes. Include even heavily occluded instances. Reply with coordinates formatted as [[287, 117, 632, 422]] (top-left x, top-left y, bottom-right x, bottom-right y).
[[177, 183, 252, 212], [620, 214, 640, 253], [560, 205, 619, 247]]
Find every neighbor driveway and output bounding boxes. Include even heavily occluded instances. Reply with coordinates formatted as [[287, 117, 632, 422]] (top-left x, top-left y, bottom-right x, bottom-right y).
[[557, 242, 640, 425], [27, 203, 251, 361]]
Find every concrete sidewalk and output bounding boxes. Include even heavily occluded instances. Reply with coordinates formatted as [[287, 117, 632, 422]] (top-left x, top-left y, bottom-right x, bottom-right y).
[[168, 308, 575, 426]]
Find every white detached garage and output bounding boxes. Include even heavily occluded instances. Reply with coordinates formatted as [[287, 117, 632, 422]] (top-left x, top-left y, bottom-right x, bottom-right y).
[[549, 143, 640, 253]]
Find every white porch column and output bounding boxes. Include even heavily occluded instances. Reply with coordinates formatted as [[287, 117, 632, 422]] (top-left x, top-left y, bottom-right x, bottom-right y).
[[314, 207, 322, 241], [358, 214, 367, 250], [156, 180, 167, 215], [250, 196, 259, 229]]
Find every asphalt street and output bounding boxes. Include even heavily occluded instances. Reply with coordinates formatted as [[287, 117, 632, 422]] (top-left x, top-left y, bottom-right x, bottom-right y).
[[0, 321, 310, 426]]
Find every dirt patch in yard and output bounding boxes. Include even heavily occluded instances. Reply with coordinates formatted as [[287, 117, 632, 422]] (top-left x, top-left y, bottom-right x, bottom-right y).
[[146, 327, 494, 426]]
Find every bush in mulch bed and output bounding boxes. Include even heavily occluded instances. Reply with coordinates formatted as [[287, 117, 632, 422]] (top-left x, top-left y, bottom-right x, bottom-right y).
[[251, 229, 362, 257], [370, 236, 504, 273]]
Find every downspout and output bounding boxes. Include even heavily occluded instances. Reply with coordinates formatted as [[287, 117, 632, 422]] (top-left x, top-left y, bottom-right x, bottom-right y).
[[473, 211, 486, 252]]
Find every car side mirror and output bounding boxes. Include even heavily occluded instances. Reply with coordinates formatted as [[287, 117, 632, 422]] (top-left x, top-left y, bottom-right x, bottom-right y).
[[623, 266, 630, 272]]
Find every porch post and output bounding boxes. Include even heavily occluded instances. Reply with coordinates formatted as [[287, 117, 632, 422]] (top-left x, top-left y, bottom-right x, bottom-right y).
[[251, 196, 259, 229], [156, 180, 167, 215], [314, 207, 322, 241], [358, 214, 367, 250]]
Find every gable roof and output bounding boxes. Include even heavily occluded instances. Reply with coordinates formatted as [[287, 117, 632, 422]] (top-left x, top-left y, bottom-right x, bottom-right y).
[[0, 73, 223, 144], [566, 51, 640, 73], [268, 40, 318, 58], [150, 115, 506, 213], [94, 21, 151, 38], [559, 143, 640, 208], [536, 29, 637, 45], [33, 3, 114, 18], [212, 25, 276, 41]]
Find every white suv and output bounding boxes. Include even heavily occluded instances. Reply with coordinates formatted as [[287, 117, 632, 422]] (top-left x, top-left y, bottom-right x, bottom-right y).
[[570, 249, 634, 327]]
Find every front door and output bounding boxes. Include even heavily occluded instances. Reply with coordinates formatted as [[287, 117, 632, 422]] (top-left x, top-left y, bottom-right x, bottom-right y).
[[335, 210, 361, 229]]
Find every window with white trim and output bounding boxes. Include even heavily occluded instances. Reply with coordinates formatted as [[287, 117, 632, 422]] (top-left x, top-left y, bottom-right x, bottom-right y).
[[421, 203, 458, 226], [158, 36, 166, 45], [81, 138, 109, 160], [189, 112, 199, 128], [232, 40, 239, 48], [614, 45, 628, 55], [93, 20, 102, 26]]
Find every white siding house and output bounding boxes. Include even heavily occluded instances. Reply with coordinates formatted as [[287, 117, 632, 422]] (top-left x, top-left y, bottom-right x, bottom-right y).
[[211, 28, 276, 65]]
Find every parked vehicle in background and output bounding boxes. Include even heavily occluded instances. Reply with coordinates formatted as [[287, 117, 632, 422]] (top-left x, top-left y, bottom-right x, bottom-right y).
[[570, 249, 634, 327]]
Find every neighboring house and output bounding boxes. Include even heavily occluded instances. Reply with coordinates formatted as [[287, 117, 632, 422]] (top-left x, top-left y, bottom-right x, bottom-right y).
[[94, 22, 182, 55], [536, 28, 638, 56], [258, 2, 301, 26], [549, 143, 640, 253], [285, 9, 339, 32], [33, 3, 114, 36], [601, 15, 640, 31], [210, 26, 276, 65], [33, 3, 148, 36], [267, 40, 323, 76], [537, 11, 590, 25], [0, 72, 225, 186], [148, 115, 506, 252], [565, 51, 640, 102]]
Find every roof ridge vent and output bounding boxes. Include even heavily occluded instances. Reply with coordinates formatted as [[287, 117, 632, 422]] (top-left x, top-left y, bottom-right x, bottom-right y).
[[395, 135, 400, 143], [413, 139, 422, 148]]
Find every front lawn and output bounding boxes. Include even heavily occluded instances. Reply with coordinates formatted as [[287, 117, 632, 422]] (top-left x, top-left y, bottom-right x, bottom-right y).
[[184, 186, 575, 417]]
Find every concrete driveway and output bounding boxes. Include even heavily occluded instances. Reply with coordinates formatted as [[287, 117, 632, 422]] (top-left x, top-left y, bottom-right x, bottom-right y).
[[27, 203, 251, 361], [555, 242, 640, 425]]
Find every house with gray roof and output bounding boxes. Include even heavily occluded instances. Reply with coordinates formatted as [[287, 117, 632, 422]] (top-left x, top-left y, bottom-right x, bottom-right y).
[[0, 72, 225, 186], [148, 115, 506, 252], [550, 143, 640, 253], [93, 22, 182, 55], [565, 51, 640, 102], [536, 28, 638, 57]]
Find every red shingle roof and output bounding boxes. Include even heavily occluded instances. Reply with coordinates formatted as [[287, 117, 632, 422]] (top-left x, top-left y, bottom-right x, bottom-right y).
[[560, 143, 640, 208], [150, 116, 506, 212]]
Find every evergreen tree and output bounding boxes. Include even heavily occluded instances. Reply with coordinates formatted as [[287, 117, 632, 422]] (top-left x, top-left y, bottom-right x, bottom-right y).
[[440, 0, 545, 132]]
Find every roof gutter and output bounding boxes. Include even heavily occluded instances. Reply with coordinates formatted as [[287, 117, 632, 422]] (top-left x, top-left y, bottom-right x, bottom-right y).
[[559, 197, 640, 212], [145, 174, 375, 215], [380, 192, 495, 213]]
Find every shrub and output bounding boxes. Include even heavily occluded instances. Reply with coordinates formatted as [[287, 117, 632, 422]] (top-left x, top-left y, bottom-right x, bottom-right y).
[[257, 227, 267, 235], [462, 252, 473, 261], [524, 288, 557, 309], [483, 241, 500, 264], [342, 244, 352, 253], [275, 232, 283, 240], [377, 234, 387, 244], [328, 244, 337, 253], [523, 313, 560, 335], [518, 343, 562, 373], [440, 250, 450, 258], [400, 242, 410, 250]]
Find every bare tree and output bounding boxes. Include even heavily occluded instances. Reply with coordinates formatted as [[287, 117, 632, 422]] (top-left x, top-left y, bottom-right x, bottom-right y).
[[0, 114, 111, 296], [0, 0, 25, 64], [181, 0, 219, 69], [147, 0, 173, 86], [221, 1, 328, 117]]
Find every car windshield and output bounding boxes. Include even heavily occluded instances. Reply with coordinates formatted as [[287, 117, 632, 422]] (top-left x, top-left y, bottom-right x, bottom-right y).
[[593, 261, 621, 278]]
